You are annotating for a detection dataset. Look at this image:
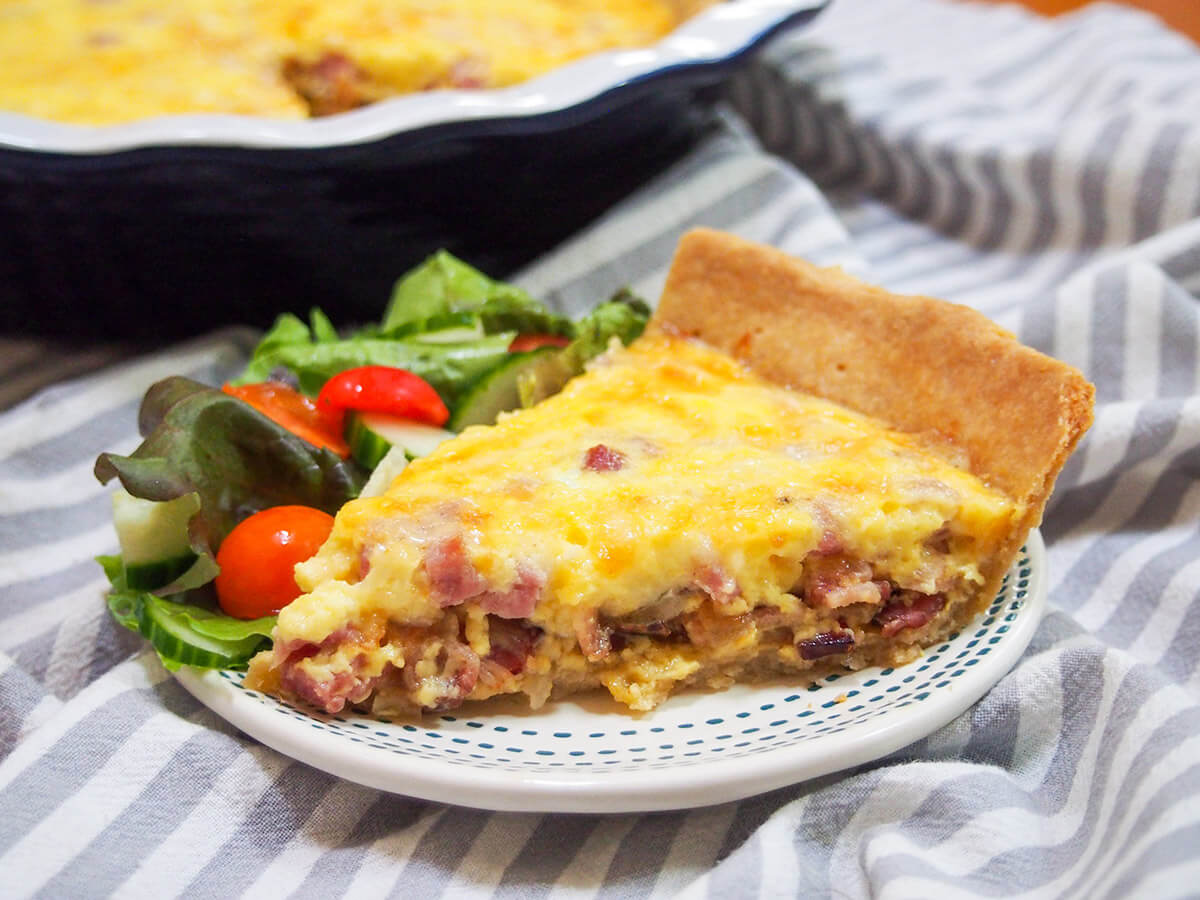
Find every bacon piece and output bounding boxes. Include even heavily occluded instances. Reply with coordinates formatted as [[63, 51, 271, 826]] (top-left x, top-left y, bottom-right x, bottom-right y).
[[402, 640, 481, 712], [875, 592, 946, 637], [86, 30, 120, 46], [477, 658, 512, 691], [797, 630, 856, 660], [444, 57, 490, 89], [282, 52, 374, 116], [694, 561, 740, 605], [801, 555, 884, 609], [282, 666, 381, 714], [278, 621, 386, 714], [582, 444, 626, 472], [422, 57, 491, 90], [272, 636, 315, 666], [575, 610, 614, 661], [484, 618, 541, 675], [422, 536, 543, 616], [356, 544, 373, 581], [815, 530, 844, 556], [809, 501, 846, 556], [477, 565, 544, 619], [422, 535, 488, 608], [682, 602, 753, 649]]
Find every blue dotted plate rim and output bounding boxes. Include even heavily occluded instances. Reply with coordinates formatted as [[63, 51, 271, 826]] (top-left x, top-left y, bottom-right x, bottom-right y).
[[176, 530, 1046, 813]]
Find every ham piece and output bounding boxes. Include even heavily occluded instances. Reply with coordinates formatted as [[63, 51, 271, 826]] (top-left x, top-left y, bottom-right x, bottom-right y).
[[422, 535, 544, 619], [874, 591, 946, 636]]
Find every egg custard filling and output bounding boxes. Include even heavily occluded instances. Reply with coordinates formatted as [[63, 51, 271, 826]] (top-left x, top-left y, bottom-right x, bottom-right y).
[[246, 230, 1094, 716]]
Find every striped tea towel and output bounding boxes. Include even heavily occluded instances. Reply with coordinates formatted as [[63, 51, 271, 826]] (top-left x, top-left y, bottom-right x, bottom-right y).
[[2, 0, 1199, 896]]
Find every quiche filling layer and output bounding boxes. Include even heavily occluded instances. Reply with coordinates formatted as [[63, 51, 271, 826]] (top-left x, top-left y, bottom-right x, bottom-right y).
[[1, 0, 715, 124], [246, 333, 1018, 715]]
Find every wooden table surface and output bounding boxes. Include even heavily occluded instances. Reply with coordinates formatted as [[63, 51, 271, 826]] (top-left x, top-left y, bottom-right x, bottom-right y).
[[992, 0, 1200, 43]]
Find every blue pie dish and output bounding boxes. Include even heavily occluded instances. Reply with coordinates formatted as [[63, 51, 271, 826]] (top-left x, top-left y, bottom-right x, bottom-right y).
[[0, 0, 826, 339]]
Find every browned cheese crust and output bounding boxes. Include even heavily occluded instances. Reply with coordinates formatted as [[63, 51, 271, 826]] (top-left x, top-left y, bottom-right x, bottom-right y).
[[650, 228, 1096, 616]]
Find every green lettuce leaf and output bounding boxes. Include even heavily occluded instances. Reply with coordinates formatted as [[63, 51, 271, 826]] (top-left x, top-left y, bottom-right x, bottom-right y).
[[231, 334, 516, 405], [475, 292, 574, 338], [237, 312, 313, 384], [569, 289, 651, 355], [234, 253, 582, 406], [381, 310, 483, 341], [381, 251, 572, 338], [381, 250, 498, 332], [309, 307, 340, 344]]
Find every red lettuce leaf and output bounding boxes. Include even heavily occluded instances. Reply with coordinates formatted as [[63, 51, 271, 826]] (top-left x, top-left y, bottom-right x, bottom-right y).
[[95, 376, 365, 560]]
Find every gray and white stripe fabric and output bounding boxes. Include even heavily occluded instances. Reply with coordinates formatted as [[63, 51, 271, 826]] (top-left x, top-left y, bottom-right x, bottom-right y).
[[3, 0, 1200, 895]]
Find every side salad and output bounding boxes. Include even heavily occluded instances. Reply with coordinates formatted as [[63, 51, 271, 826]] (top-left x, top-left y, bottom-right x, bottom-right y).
[[95, 252, 649, 673]]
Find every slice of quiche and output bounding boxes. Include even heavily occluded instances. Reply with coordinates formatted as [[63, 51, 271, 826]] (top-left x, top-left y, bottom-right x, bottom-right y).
[[246, 229, 1094, 715]]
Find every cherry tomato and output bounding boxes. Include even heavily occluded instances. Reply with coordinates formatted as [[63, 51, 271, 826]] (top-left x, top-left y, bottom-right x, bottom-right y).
[[223, 382, 350, 458], [215, 506, 335, 619], [316, 366, 449, 426], [508, 334, 571, 352]]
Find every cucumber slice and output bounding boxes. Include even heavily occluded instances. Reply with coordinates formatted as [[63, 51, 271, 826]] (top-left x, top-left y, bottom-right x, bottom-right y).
[[107, 591, 266, 671], [124, 553, 199, 591], [344, 412, 454, 469], [448, 347, 558, 431], [111, 489, 200, 590], [143, 598, 263, 669], [516, 349, 578, 408]]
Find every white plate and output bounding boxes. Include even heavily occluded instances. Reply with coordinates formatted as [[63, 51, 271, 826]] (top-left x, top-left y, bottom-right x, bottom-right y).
[[177, 532, 1046, 813]]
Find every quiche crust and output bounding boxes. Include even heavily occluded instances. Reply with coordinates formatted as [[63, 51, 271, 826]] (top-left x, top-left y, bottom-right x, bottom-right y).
[[655, 228, 1096, 620], [246, 230, 1094, 716]]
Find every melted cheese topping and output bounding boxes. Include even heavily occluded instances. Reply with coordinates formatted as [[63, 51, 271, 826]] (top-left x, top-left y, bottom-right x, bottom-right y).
[[0, 0, 706, 124], [281, 334, 1017, 647]]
